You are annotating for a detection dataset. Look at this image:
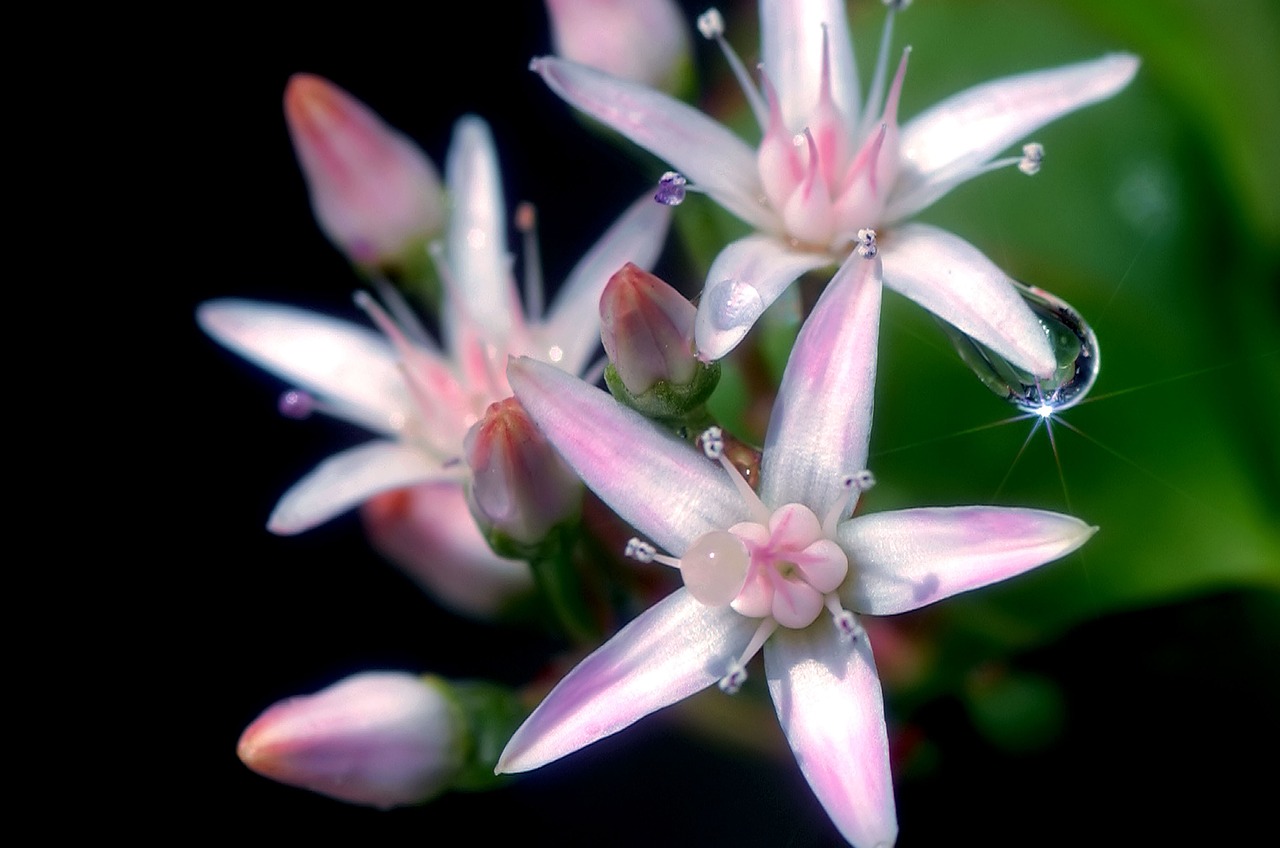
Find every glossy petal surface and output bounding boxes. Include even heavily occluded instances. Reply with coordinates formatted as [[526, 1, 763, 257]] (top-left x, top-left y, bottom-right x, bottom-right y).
[[268, 441, 445, 535], [880, 224, 1056, 378], [508, 357, 742, 554], [765, 627, 897, 848], [839, 506, 1097, 615], [497, 589, 756, 772], [762, 253, 881, 514]]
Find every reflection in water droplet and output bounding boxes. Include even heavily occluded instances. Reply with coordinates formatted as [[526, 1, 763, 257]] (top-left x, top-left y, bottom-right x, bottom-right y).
[[706, 279, 764, 331], [942, 281, 1099, 414]]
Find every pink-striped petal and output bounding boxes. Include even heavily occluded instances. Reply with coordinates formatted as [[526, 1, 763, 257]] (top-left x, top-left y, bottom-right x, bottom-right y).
[[540, 192, 673, 376], [507, 357, 742, 554], [888, 53, 1139, 220], [694, 235, 832, 362], [497, 588, 756, 773], [267, 440, 448, 535], [765, 627, 897, 848], [197, 298, 408, 436], [530, 56, 774, 232], [761, 252, 881, 514], [445, 116, 516, 341], [879, 224, 1056, 378], [761, 0, 860, 133], [838, 506, 1097, 615]]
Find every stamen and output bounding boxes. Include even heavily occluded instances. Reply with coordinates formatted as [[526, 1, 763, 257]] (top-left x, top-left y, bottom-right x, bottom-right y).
[[654, 171, 688, 206], [700, 425, 725, 459], [718, 662, 747, 694], [975, 142, 1045, 178], [625, 537, 656, 562], [861, 2, 901, 131], [718, 617, 778, 694], [515, 201, 544, 321], [822, 475, 858, 536], [1018, 142, 1045, 175], [697, 8, 767, 129], [882, 0, 912, 10], [278, 389, 316, 419], [852, 469, 876, 491], [825, 595, 863, 643], [370, 273, 434, 346], [700, 426, 770, 525], [855, 228, 878, 258]]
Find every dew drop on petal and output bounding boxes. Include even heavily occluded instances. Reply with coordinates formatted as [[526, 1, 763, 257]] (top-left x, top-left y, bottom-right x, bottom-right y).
[[680, 530, 750, 606], [942, 281, 1099, 414], [706, 279, 764, 331]]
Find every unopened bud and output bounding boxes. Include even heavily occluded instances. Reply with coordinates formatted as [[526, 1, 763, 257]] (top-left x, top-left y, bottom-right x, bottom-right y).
[[464, 397, 582, 555], [544, 0, 693, 95], [237, 672, 463, 809], [601, 263, 720, 422], [284, 74, 445, 272]]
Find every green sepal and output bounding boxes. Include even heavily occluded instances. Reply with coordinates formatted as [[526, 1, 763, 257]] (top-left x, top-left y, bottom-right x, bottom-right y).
[[430, 676, 529, 793], [604, 359, 721, 427]]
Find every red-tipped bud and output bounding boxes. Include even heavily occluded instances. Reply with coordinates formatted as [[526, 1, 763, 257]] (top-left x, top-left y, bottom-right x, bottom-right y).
[[237, 672, 462, 809], [601, 263, 698, 395], [284, 74, 445, 271], [464, 397, 582, 553]]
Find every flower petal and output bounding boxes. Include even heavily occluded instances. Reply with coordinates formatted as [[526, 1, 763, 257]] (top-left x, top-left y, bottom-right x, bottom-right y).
[[507, 357, 742, 554], [888, 53, 1140, 219], [268, 440, 447, 535], [764, 626, 897, 848], [445, 116, 516, 341], [497, 588, 756, 773], [761, 0, 860, 132], [361, 482, 533, 618], [540, 192, 673, 376], [197, 298, 408, 435], [761, 252, 881, 513], [530, 56, 774, 232], [839, 506, 1097, 615], [694, 235, 831, 362], [879, 224, 1056, 378]]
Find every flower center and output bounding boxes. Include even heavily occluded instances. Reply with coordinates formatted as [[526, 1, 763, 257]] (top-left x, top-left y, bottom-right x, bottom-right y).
[[625, 427, 877, 693]]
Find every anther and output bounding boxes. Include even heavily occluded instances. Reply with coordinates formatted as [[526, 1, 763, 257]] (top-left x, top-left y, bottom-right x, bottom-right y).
[[654, 171, 688, 206], [1018, 143, 1044, 176], [278, 389, 315, 419], [625, 537, 657, 563], [883, 0, 912, 10], [855, 228, 878, 258], [696, 8, 724, 39], [835, 609, 862, 643], [700, 426, 725, 459], [515, 201, 545, 321], [852, 469, 876, 491], [718, 661, 747, 694]]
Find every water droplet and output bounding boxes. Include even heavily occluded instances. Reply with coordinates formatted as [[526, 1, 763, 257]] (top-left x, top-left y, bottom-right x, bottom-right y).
[[943, 281, 1099, 414], [654, 171, 687, 206], [706, 279, 764, 331]]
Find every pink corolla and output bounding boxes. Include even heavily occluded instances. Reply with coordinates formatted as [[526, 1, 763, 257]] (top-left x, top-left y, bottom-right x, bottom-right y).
[[498, 246, 1095, 846], [198, 115, 670, 615], [531, 0, 1138, 369]]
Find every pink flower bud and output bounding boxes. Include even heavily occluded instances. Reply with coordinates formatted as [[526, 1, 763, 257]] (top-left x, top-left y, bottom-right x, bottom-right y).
[[360, 482, 534, 619], [463, 397, 582, 550], [544, 0, 692, 94], [600, 262, 699, 396], [283, 74, 445, 269], [237, 671, 462, 809]]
